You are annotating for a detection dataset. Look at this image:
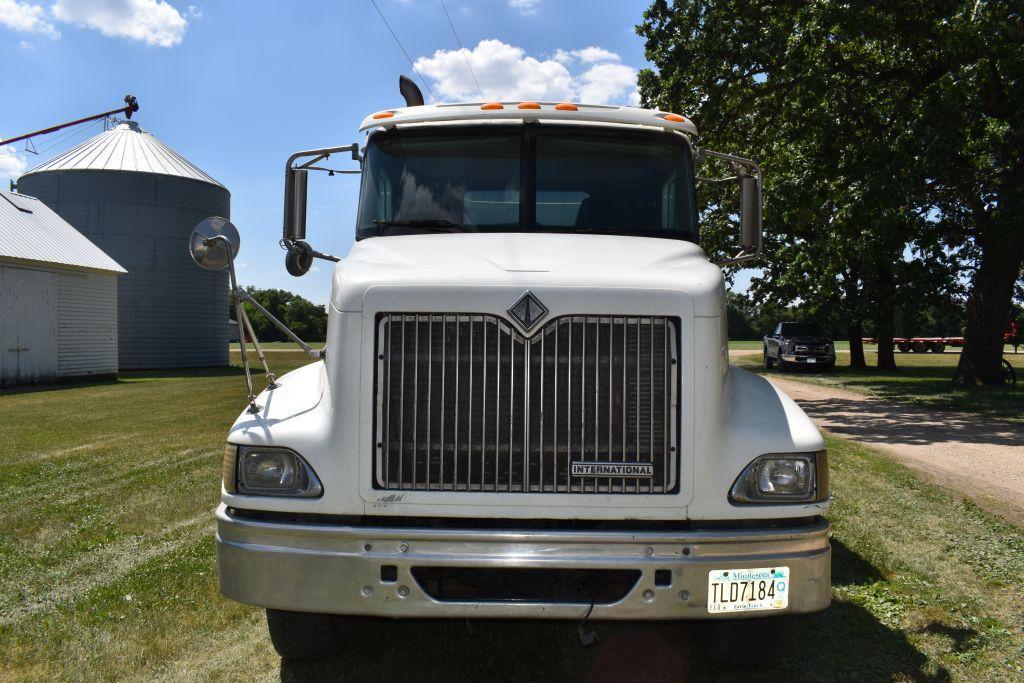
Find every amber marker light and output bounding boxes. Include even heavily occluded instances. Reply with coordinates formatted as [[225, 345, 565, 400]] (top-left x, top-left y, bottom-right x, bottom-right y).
[[372, 111, 395, 119], [481, 102, 504, 110], [662, 113, 686, 122], [518, 102, 541, 110], [554, 103, 578, 111]]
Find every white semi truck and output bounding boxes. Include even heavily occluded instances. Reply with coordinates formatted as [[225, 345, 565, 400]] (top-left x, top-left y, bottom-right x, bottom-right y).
[[205, 81, 831, 662]]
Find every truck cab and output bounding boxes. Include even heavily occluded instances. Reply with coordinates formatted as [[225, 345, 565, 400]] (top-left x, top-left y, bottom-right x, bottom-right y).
[[214, 98, 831, 662]]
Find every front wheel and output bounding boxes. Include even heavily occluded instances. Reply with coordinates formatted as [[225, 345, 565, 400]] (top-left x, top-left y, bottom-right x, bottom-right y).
[[266, 609, 348, 662], [764, 347, 775, 369]]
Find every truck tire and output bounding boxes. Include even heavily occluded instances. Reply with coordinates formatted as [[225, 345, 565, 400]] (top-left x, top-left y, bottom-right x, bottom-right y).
[[698, 617, 790, 666], [266, 609, 347, 661], [764, 347, 775, 369], [897, 342, 910, 353], [911, 341, 927, 353], [930, 342, 945, 354]]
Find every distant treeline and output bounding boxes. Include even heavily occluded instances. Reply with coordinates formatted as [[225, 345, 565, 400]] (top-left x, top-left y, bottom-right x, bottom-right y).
[[235, 287, 327, 343], [724, 292, 1013, 342]]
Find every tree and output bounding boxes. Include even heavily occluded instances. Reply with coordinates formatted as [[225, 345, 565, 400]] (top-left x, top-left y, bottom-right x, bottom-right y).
[[237, 287, 328, 344], [636, 0, 1022, 380]]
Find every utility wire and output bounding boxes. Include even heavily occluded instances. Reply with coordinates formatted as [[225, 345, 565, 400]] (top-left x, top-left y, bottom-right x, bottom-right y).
[[368, 0, 438, 103], [439, 0, 484, 100]]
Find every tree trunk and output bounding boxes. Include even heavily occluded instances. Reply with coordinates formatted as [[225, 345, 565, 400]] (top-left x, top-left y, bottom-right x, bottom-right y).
[[841, 268, 867, 368], [953, 229, 1024, 384], [874, 266, 898, 370], [847, 321, 866, 368]]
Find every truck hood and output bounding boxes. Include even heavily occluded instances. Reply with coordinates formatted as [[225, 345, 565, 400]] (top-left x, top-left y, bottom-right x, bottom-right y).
[[332, 233, 725, 316]]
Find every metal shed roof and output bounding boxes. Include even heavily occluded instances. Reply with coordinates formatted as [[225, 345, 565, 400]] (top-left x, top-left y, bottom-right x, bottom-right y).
[[0, 190, 126, 274], [19, 120, 225, 188]]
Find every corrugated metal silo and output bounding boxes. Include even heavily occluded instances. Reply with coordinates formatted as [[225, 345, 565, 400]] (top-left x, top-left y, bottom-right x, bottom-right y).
[[17, 120, 231, 369]]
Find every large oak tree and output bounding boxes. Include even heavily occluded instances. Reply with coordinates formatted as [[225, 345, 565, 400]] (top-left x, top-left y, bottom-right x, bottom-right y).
[[637, 0, 1022, 382]]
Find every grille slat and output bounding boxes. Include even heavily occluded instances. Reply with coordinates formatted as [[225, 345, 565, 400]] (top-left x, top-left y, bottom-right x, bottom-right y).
[[375, 314, 678, 494]]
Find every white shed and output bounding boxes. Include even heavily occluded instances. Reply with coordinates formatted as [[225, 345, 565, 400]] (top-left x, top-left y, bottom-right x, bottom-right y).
[[0, 190, 126, 386]]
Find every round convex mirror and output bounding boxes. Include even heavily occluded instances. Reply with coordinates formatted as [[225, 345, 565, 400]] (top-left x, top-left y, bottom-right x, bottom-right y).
[[189, 216, 240, 271]]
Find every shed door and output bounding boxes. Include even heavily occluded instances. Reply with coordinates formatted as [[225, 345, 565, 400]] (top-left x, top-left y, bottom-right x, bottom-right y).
[[1, 266, 58, 385]]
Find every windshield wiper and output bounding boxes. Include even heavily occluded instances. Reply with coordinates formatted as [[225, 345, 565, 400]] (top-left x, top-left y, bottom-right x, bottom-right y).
[[373, 218, 461, 233]]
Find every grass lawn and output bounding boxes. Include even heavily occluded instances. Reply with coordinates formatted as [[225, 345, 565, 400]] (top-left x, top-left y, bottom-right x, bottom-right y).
[[729, 340, 852, 351], [2, 352, 1023, 680], [230, 340, 325, 350], [732, 348, 1024, 423]]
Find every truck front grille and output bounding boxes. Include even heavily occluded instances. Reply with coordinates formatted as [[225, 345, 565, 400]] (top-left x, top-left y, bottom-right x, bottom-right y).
[[374, 314, 679, 494]]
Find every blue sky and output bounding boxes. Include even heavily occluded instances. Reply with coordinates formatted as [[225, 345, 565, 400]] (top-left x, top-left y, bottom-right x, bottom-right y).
[[1, 0, 755, 303]]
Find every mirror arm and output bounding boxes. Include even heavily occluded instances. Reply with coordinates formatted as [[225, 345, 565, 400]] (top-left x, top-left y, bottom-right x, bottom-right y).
[[697, 148, 763, 267], [280, 238, 342, 263]]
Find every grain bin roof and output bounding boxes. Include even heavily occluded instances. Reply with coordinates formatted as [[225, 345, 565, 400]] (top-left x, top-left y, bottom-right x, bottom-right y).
[[0, 190, 126, 274], [20, 120, 225, 189]]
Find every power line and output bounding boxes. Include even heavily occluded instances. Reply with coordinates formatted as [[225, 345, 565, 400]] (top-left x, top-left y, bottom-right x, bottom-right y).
[[368, 0, 438, 103], [439, 0, 484, 100]]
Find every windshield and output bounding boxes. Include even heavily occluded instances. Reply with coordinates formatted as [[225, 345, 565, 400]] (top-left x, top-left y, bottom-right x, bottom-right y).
[[356, 125, 697, 241], [780, 323, 827, 337]]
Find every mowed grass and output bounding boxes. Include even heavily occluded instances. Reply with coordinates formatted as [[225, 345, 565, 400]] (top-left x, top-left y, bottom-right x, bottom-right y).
[[733, 347, 1024, 422], [2, 352, 1024, 680]]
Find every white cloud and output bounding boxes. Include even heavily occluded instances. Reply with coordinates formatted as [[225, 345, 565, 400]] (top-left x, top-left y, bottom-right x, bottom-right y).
[[414, 40, 638, 105], [573, 46, 620, 63], [577, 62, 638, 104], [0, 0, 60, 38], [52, 0, 188, 47], [186, 4, 201, 19], [0, 146, 29, 184], [508, 0, 540, 15], [19, 39, 35, 49]]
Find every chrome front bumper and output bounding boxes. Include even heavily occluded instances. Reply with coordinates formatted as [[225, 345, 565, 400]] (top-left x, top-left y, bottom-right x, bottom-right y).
[[216, 505, 831, 620], [781, 354, 835, 365]]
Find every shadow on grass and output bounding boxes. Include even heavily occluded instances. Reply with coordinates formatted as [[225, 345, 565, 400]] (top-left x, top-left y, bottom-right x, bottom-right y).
[[0, 366, 249, 396], [786, 395, 1024, 448], [278, 540, 947, 682]]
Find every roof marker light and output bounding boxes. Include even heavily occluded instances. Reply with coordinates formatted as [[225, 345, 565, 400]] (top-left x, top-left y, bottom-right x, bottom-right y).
[[372, 111, 395, 119], [555, 103, 578, 111], [518, 102, 541, 110], [663, 113, 685, 122], [481, 102, 504, 110]]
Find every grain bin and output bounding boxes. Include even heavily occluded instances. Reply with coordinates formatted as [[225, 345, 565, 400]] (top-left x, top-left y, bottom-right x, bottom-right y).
[[17, 121, 231, 369]]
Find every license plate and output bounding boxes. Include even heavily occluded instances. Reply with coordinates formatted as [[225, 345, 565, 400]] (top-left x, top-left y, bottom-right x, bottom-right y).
[[707, 567, 789, 613], [806, 358, 817, 363]]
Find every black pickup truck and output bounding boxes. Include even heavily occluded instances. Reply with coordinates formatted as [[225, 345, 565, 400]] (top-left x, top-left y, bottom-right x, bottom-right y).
[[763, 322, 836, 371]]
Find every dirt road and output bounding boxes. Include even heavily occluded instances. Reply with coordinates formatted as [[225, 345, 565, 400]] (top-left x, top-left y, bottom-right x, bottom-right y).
[[768, 376, 1024, 525]]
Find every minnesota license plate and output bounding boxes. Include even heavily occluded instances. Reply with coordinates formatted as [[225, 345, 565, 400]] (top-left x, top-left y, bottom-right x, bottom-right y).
[[707, 567, 789, 613]]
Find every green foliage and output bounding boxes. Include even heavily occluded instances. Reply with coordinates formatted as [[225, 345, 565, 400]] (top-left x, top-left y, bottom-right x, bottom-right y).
[[636, 0, 1023, 376], [238, 287, 327, 343]]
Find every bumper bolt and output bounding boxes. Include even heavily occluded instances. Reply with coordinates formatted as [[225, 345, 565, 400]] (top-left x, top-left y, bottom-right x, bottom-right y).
[[364, 543, 372, 552], [642, 589, 655, 602], [644, 546, 654, 556], [679, 590, 690, 601], [398, 585, 410, 598], [399, 542, 409, 553], [361, 585, 373, 597], [682, 547, 691, 556]]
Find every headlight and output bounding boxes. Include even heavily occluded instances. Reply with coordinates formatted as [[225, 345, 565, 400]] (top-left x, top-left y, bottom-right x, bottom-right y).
[[729, 451, 828, 504], [223, 444, 323, 497]]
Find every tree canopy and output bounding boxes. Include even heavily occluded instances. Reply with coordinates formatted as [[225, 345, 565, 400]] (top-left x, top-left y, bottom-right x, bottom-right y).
[[637, 0, 1023, 382], [237, 287, 328, 344]]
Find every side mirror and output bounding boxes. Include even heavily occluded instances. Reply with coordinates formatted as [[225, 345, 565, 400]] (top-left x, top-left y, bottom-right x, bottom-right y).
[[284, 168, 308, 241], [740, 175, 761, 252], [699, 149, 763, 266], [282, 144, 360, 243]]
